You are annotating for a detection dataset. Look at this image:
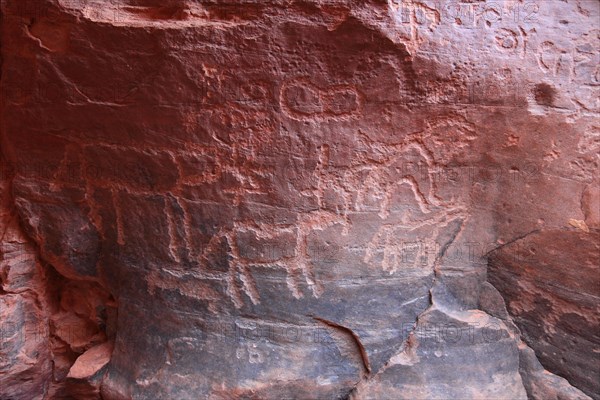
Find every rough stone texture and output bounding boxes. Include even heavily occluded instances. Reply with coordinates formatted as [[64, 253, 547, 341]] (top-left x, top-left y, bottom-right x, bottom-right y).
[[489, 229, 600, 399], [65, 341, 114, 399], [0, 174, 52, 400], [518, 342, 593, 400], [0, 0, 599, 399]]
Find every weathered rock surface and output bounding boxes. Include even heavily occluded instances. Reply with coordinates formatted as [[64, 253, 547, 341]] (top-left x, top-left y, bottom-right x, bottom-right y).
[[517, 342, 593, 400], [489, 229, 600, 399], [0, 0, 598, 399], [65, 341, 114, 399], [0, 166, 53, 399]]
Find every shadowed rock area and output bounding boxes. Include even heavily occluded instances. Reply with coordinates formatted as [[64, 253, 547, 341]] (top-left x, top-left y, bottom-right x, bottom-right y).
[[0, 0, 598, 399]]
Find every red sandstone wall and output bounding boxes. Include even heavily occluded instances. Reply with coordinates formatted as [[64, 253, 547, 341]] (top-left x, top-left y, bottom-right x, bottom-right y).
[[0, 1, 598, 399]]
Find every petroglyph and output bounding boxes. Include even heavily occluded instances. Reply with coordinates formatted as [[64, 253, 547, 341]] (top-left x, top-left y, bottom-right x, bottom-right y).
[[308, 126, 469, 275], [388, 0, 441, 53], [199, 210, 346, 308], [23, 67, 477, 309], [27, 110, 474, 310], [538, 41, 566, 76], [280, 78, 361, 120], [537, 34, 599, 84], [146, 269, 222, 313], [533, 32, 599, 112], [364, 209, 466, 274], [5, 1, 600, 398], [495, 29, 520, 52]]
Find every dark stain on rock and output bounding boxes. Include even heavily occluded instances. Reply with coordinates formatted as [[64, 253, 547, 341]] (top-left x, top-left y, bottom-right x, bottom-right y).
[[534, 83, 556, 106]]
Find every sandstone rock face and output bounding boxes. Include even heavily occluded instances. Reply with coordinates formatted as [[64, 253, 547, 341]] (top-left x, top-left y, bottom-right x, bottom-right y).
[[0, 175, 52, 400], [0, 0, 598, 399], [489, 230, 600, 398]]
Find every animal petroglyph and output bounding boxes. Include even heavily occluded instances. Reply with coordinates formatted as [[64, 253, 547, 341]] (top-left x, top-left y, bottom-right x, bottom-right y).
[[42, 108, 471, 309]]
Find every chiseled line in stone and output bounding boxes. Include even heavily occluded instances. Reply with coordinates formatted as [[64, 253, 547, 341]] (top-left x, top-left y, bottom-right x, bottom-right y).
[[164, 197, 181, 264], [296, 211, 347, 297], [111, 189, 125, 246], [224, 230, 260, 306], [81, 153, 106, 240], [173, 196, 194, 260], [231, 222, 304, 299], [363, 207, 467, 274], [295, 231, 322, 298], [399, 176, 431, 214], [225, 259, 244, 309], [284, 261, 305, 299]]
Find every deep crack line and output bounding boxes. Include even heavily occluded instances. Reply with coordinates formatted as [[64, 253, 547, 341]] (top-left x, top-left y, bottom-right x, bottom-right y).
[[311, 316, 371, 375], [349, 213, 469, 396], [483, 228, 541, 258]]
